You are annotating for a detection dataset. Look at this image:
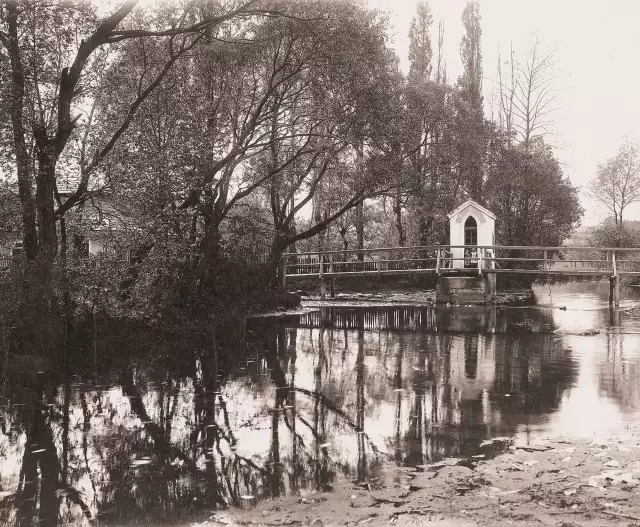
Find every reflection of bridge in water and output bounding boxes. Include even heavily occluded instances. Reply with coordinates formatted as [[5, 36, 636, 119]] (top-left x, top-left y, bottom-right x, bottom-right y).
[[296, 305, 556, 334]]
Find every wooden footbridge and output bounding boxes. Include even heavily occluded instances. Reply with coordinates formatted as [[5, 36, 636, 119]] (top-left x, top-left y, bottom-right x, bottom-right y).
[[282, 245, 640, 307]]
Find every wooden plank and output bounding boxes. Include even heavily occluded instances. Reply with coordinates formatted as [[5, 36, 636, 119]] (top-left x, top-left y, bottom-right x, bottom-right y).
[[491, 257, 545, 262], [286, 268, 437, 279], [284, 245, 639, 258], [486, 269, 611, 276], [286, 257, 435, 268]]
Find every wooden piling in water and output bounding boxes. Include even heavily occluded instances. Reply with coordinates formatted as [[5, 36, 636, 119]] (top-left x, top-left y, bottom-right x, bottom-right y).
[[609, 251, 620, 308]]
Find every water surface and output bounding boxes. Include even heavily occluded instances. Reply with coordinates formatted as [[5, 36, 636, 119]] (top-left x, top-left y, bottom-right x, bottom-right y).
[[1, 281, 640, 525]]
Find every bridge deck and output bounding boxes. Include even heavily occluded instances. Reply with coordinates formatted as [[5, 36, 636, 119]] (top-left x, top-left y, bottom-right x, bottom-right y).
[[286, 268, 618, 279], [282, 245, 637, 306]]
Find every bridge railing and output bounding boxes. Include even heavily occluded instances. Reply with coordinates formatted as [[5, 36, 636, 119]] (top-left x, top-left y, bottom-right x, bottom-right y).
[[283, 245, 640, 278], [285, 246, 441, 277]]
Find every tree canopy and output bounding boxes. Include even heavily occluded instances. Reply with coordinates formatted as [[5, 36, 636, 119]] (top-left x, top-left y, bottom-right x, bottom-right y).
[[0, 0, 584, 318]]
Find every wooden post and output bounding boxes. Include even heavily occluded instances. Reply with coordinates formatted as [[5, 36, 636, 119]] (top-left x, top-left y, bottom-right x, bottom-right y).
[[478, 249, 483, 276], [609, 277, 614, 307], [436, 249, 441, 276], [612, 250, 617, 277], [609, 249, 614, 306], [610, 251, 620, 308], [543, 249, 548, 273]]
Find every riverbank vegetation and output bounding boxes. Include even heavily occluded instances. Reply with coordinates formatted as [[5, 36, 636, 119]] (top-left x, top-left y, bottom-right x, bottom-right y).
[[0, 0, 582, 363]]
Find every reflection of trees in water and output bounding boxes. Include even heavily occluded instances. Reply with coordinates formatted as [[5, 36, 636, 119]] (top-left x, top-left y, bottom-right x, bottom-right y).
[[294, 306, 577, 468], [1, 338, 342, 525], [0, 305, 578, 525], [597, 332, 640, 413], [0, 378, 93, 527]]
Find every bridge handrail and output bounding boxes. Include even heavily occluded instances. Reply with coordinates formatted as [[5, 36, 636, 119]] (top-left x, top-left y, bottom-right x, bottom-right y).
[[283, 245, 640, 258]]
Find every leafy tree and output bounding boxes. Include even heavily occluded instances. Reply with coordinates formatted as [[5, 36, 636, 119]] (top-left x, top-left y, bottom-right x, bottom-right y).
[[588, 139, 640, 233], [403, 78, 457, 244], [408, 1, 433, 82], [458, 1, 482, 111], [0, 179, 21, 247], [0, 0, 274, 293], [399, 3, 464, 246], [485, 137, 583, 247], [456, 0, 486, 202], [588, 220, 640, 249]]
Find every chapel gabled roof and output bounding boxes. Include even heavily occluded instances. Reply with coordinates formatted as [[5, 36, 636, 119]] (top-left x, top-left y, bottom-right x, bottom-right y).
[[447, 199, 496, 220]]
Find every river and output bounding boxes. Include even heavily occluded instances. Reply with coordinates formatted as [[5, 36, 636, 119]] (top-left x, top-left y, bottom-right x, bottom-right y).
[[1, 281, 640, 525]]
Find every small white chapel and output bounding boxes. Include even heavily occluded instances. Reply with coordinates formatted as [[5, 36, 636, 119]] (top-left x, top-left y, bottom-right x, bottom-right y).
[[447, 200, 496, 269]]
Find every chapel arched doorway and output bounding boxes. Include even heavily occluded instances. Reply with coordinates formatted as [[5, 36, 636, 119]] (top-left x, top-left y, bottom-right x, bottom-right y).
[[464, 216, 478, 268]]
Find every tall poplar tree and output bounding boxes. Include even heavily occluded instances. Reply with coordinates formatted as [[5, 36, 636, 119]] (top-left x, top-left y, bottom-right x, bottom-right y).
[[459, 1, 482, 110], [408, 2, 433, 82], [457, 0, 486, 201]]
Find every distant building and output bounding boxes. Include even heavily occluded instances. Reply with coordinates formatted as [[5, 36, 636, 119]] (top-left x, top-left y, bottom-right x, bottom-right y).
[[58, 191, 135, 257]]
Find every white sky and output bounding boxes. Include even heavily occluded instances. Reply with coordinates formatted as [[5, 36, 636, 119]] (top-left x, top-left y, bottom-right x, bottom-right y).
[[368, 0, 640, 226]]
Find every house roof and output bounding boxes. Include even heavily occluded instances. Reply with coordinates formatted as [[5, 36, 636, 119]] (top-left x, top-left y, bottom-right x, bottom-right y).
[[447, 199, 496, 220]]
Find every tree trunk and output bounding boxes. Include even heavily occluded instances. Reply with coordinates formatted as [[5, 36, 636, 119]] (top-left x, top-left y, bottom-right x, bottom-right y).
[[392, 193, 406, 247], [59, 217, 71, 359], [355, 142, 365, 261], [356, 202, 364, 261], [194, 221, 222, 288], [419, 214, 434, 246], [6, 2, 38, 261], [314, 197, 325, 253], [35, 152, 59, 290], [269, 233, 289, 289], [188, 212, 198, 270]]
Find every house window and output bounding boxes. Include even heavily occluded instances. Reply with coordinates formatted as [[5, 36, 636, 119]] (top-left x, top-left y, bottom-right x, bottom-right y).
[[464, 216, 477, 246]]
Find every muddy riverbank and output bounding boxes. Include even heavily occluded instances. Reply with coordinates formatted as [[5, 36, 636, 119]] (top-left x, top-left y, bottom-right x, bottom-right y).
[[205, 428, 640, 526]]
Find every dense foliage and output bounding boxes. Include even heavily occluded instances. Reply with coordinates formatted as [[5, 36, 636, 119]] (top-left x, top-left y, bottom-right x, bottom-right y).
[[0, 0, 583, 352]]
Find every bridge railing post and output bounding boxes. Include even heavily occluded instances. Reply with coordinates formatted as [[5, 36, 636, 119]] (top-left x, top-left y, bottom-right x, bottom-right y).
[[478, 249, 483, 276], [543, 249, 548, 273], [436, 248, 441, 276]]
